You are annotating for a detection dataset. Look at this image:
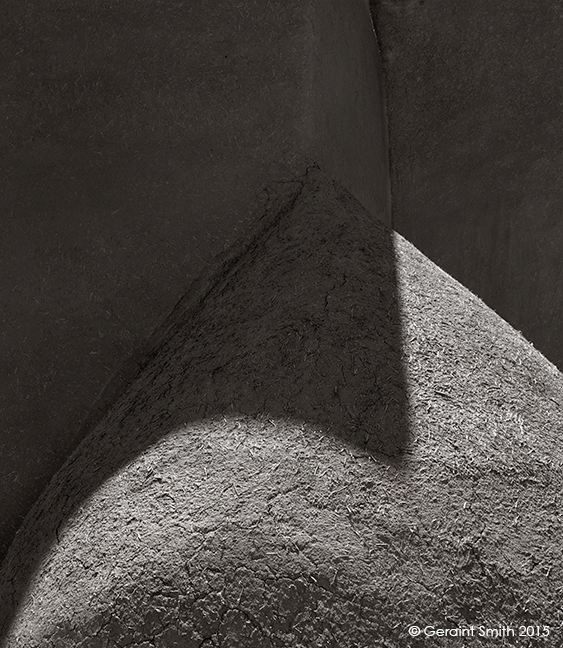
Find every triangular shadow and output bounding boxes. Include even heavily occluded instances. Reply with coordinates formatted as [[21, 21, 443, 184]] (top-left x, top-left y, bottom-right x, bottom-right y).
[[0, 167, 410, 640]]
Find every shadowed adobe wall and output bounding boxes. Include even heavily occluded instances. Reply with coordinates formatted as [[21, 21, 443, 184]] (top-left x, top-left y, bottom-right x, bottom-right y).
[[370, 0, 563, 370], [0, 0, 390, 564], [2, 170, 562, 646]]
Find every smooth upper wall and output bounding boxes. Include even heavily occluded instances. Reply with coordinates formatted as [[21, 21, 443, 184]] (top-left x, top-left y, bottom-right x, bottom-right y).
[[0, 0, 390, 564], [371, 0, 563, 369]]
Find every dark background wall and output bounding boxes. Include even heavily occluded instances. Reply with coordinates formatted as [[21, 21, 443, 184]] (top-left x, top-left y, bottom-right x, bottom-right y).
[[371, 0, 563, 370]]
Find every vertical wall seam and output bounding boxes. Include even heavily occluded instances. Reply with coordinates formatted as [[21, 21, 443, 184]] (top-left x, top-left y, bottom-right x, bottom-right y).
[[368, 11, 394, 230]]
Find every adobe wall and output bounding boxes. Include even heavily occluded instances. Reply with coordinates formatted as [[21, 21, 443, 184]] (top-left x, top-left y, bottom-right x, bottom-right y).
[[0, 0, 390, 563], [2, 169, 562, 645]]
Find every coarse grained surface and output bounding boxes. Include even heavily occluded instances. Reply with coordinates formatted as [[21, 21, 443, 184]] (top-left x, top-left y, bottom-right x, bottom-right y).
[[1, 170, 562, 647], [370, 0, 563, 370], [0, 0, 389, 564]]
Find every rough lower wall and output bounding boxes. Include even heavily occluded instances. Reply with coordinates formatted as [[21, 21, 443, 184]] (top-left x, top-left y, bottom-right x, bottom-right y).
[[1, 170, 562, 647], [0, 0, 389, 564], [370, 0, 563, 370]]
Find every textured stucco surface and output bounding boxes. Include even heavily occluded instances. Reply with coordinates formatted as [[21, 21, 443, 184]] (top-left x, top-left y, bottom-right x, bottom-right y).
[[1, 171, 562, 646], [371, 0, 563, 370], [0, 0, 389, 563]]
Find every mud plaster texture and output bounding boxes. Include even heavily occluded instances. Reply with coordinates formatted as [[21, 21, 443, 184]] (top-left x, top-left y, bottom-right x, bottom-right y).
[[1, 170, 563, 647]]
